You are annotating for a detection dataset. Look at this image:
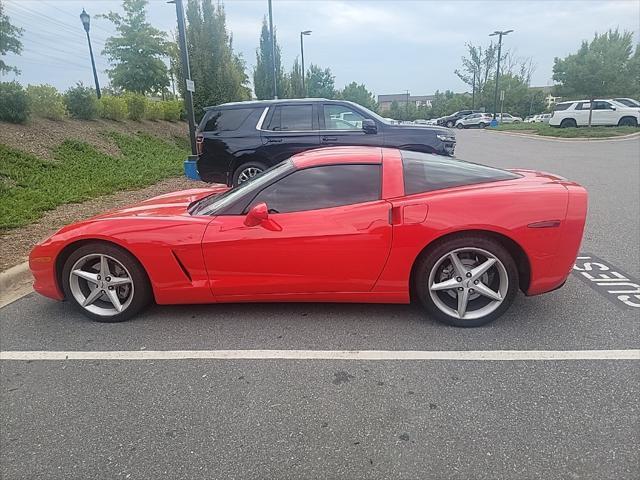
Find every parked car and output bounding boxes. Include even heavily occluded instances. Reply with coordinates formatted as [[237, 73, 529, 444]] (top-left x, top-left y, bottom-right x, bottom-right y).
[[499, 113, 523, 123], [30, 146, 587, 327], [549, 99, 640, 128], [196, 99, 456, 186], [525, 114, 551, 123], [612, 97, 640, 108], [437, 110, 481, 128], [455, 112, 494, 128]]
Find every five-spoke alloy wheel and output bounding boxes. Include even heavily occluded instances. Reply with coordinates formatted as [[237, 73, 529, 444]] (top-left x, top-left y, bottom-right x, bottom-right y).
[[415, 236, 519, 327], [62, 243, 152, 322]]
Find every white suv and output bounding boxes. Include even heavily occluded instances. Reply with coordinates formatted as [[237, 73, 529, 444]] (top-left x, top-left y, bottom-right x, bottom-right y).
[[549, 99, 639, 128]]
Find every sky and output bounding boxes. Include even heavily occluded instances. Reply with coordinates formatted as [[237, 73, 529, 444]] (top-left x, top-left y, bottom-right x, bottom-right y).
[[2, 0, 639, 98]]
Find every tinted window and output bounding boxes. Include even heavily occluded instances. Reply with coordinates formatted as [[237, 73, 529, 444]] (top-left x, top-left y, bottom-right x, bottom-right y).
[[554, 103, 572, 111], [401, 151, 520, 195], [593, 101, 612, 110], [247, 164, 381, 213], [203, 108, 253, 132], [266, 105, 313, 131], [324, 104, 365, 130]]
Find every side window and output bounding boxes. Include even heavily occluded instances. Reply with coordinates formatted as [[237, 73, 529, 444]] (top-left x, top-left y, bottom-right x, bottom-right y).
[[554, 103, 571, 111], [324, 104, 366, 130], [577, 102, 591, 111], [266, 105, 313, 131], [401, 151, 520, 195], [594, 101, 612, 110], [203, 108, 253, 132], [247, 164, 381, 213]]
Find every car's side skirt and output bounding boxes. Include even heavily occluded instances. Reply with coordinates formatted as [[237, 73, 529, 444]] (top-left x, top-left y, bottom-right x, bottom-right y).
[[156, 291, 409, 305]]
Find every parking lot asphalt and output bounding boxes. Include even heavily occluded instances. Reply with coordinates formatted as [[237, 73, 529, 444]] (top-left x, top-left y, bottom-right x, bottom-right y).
[[2, 129, 639, 479]]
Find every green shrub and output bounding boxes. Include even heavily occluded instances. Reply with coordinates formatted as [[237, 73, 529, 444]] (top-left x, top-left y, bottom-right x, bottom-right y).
[[125, 93, 146, 121], [64, 83, 99, 120], [26, 84, 66, 121], [145, 100, 164, 121], [0, 81, 30, 123], [162, 100, 183, 122], [99, 95, 127, 121]]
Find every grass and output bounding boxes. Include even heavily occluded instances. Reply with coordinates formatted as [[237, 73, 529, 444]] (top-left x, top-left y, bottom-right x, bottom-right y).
[[492, 122, 639, 138], [0, 132, 188, 229]]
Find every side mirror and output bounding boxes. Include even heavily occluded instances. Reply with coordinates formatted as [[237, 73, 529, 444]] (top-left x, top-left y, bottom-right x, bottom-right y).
[[611, 106, 617, 110], [244, 202, 268, 227], [362, 118, 377, 134]]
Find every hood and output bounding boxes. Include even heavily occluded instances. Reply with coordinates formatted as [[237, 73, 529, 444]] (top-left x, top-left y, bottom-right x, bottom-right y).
[[92, 186, 230, 220]]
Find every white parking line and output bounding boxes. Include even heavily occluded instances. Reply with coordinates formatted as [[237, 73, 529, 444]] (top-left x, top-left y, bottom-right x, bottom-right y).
[[1, 349, 639, 361]]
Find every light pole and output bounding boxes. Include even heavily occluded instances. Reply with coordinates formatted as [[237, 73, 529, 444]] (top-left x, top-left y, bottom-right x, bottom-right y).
[[168, 0, 197, 157], [489, 29, 513, 119], [79, 9, 101, 99], [300, 30, 311, 97], [268, 0, 277, 99]]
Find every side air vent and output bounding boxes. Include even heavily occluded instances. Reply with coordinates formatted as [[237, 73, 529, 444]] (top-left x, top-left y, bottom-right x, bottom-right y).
[[171, 250, 192, 281]]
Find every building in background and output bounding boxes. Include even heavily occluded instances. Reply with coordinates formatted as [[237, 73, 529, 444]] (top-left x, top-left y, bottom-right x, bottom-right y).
[[377, 93, 436, 113]]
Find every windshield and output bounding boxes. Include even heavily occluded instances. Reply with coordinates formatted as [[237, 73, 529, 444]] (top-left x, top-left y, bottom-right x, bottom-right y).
[[346, 102, 392, 124], [189, 160, 293, 216]]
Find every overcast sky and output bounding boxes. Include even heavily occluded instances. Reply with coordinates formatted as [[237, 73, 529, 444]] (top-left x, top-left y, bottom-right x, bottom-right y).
[[2, 0, 639, 98]]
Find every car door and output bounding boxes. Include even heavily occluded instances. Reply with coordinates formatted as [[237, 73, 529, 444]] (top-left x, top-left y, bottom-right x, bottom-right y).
[[201, 163, 392, 296], [592, 101, 618, 126], [319, 103, 382, 147], [258, 103, 320, 164]]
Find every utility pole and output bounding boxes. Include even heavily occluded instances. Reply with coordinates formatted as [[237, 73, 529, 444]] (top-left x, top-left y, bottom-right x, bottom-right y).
[[471, 70, 476, 109], [405, 90, 410, 119], [79, 9, 101, 99], [489, 29, 513, 119], [300, 30, 311, 97], [268, 0, 278, 99], [169, 0, 197, 156]]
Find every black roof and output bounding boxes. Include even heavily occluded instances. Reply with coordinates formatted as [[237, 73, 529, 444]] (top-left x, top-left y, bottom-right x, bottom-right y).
[[204, 98, 344, 110]]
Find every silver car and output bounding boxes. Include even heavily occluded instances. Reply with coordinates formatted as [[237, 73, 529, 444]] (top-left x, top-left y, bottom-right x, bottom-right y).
[[455, 112, 494, 129]]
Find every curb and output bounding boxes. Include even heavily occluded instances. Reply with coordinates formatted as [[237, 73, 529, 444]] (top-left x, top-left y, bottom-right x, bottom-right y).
[[484, 129, 640, 142], [0, 261, 33, 308]]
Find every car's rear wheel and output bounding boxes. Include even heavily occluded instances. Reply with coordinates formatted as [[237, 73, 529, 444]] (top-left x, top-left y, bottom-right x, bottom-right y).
[[233, 161, 267, 186], [446, 121, 454, 128], [618, 116, 638, 127], [61, 242, 152, 322], [560, 118, 577, 128], [414, 236, 519, 327]]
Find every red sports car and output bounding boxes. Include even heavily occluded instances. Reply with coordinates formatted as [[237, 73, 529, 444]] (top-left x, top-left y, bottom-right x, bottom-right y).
[[29, 147, 587, 327]]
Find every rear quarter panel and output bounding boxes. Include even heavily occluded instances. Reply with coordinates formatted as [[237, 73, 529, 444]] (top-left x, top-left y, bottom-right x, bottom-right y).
[[374, 180, 572, 297]]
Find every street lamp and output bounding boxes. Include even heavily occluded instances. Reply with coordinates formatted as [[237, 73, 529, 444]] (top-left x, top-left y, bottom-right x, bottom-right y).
[[79, 9, 101, 99], [489, 29, 513, 120], [300, 30, 311, 97]]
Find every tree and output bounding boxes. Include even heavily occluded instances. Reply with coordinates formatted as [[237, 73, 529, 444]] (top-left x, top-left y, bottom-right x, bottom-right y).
[[305, 64, 336, 99], [454, 42, 499, 108], [0, 0, 23, 75], [482, 74, 545, 118], [101, 0, 169, 94], [553, 29, 638, 126], [340, 82, 377, 111], [185, 0, 250, 115], [253, 17, 285, 99], [283, 57, 304, 98]]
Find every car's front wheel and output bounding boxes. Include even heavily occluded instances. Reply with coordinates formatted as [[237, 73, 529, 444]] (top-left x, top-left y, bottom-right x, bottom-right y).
[[61, 242, 152, 322], [414, 236, 519, 327], [478, 122, 487, 128], [456, 123, 464, 129], [617, 116, 638, 127], [446, 121, 454, 128], [233, 161, 267, 186]]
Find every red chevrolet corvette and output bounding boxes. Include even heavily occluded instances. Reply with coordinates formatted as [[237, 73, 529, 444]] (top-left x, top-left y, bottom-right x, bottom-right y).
[[29, 147, 587, 327]]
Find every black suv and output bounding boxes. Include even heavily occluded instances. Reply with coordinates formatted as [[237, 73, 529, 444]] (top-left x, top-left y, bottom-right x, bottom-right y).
[[196, 99, 456, 185], [437, 110, 481, 128]]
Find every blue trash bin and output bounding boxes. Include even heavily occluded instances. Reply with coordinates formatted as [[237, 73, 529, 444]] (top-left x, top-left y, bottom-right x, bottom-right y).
[[183, 156, 201, 181]]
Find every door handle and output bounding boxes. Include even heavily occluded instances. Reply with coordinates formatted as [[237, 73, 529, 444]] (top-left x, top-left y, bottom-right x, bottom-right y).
[[322, 136, 338, 142], [267, 138, 283, 143]]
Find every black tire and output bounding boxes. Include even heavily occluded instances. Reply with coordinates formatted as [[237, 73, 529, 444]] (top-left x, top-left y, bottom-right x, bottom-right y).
[[61, 242, 152, 323], [413, 235, 519, 327], [446, 121, 454, 128], [617, 116, 638, 127], [560, 118, 577, 128], [232, 161, 268, 187], [456, 123, 464, 129], [478, 122, 486, 129]]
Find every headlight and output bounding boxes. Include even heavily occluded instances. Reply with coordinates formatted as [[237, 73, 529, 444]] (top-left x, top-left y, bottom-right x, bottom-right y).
[[437, 134, 456, 142]]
